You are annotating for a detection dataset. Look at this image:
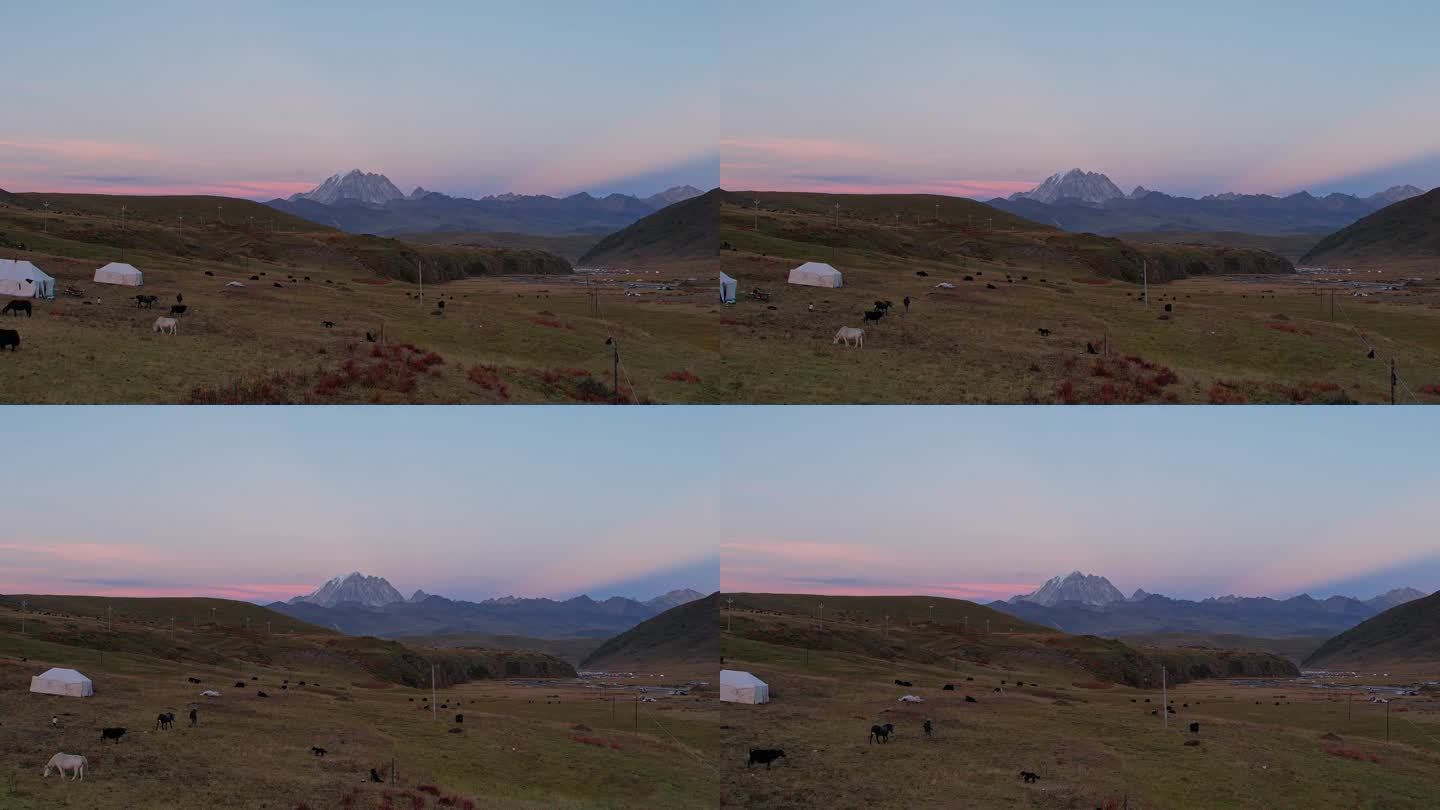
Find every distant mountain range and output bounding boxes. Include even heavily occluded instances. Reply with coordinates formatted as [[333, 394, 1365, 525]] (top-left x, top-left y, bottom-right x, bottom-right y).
[[578, 188, 719, 268], [580, 591, 719, 670], [989, 168, 1430, 237], [1300, 186, 1440, 266], [994, 571, 1429, 638], [267, 169, 705, 237], [1305, 589, 1440, 668], [274, 572, 706, 639]]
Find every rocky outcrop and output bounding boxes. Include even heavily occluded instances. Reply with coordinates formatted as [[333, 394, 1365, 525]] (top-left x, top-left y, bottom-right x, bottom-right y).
[[1012, 169, 1125, 205]]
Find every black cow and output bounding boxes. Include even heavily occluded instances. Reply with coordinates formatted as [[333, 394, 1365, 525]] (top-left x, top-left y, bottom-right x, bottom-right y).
[[0, 329, 18, 351], [188, 677, 201, 684], [321, 321, 335, 328], [3, 300, 33, 316], [915, 270, 929, 277], [964, 696, 977, 703], [869, 723, 894, 744], [1037, 328, 1051, 337], [235, 681, 246, 688], [942, 684, 955, 691], [748, 749, 786, 768], [986, 283, 997, 289], [251, 275, 260, 281], [135, 295, 158, 308], [155, 712, 174, 730], [454, 714, 463, 724], [863, 309, 885, 323], [311, 747, 327, 757], [257, 690, 269, 698], [100, 727, 127, 744], [1019, 771, 1040, 783], [170, 304, 187, 317], [1189, 722, 1200, 734], [1164, 303, 1173, 312], [273, 282, 283, 288], [189, 708, 198, 726]]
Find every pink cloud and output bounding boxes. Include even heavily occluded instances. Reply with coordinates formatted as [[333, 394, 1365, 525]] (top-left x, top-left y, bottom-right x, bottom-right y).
[[0, 579, 310, 602], [0, 138, 165, 163], [0, 542, 163, 564], [721, 540, 886, 565], [4, 178, 316, 200]]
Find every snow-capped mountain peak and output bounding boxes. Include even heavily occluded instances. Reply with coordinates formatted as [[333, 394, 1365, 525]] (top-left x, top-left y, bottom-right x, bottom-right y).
[[290, 170, 405, 206], [1011, 571, 1125, 607], [289, 572, 405, 608]]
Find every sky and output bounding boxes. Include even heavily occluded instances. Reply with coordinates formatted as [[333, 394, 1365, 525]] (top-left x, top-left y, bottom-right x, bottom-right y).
[[720, 1, 1440, 198], [2, 2, 717, 200], [0, 408, 719, 604], [715, 407, 1440, 603]]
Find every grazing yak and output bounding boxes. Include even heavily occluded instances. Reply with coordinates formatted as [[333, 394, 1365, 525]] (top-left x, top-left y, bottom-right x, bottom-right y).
[[169, 304, 187, 316], [942, 684, 955, 691], [155, 712, 175, 731], [964, 696, 978, 703], [1036, 328, 1051, 337], [1190, 722, 1200, 734], [153, 317, 178, 335], [321, 321, 335, 329], [2, 300, 32, 316], [833, 326, 864, 348], [234, 681, 246, 688], [869, 723, 895, 744], [454, 714, 463, 724], [187, 677, 201, 684], [893, 680, 912, 687], [311, 747, 327, 757], [134, 295, 158, 308], [43, 753, 87, 781], [0, 329, 19, 351], [257, 690, 269, 698], [370, 768, 385, 783], [1019, 771, 1040, 783], [748, 749, 786, 769], [100, 727, 127, 744], [862, 309, 885, 323]]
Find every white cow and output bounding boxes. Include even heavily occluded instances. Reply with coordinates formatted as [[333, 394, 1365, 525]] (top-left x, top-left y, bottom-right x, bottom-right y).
[[43, 753, 86, 781], [153, 316, 178, 335], [832, 327, 864, 348]]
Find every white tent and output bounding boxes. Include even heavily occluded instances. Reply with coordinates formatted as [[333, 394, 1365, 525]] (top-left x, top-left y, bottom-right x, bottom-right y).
[[0, 259, 56, 299], [93, 262, 143, 286], [719, 271, 737, 304], [29, 668, 93, 698], [787, 262, 842, 288], [720, 669, 769, 704]]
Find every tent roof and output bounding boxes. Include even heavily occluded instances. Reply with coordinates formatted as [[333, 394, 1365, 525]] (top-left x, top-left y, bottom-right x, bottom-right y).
[[719, 271, 736, 283], [0, 259, 54, 281], [792, 262, 840, 275], [97, 262, 142, 274], [36, 668, 90, 681], [720, 669, 767, 687]]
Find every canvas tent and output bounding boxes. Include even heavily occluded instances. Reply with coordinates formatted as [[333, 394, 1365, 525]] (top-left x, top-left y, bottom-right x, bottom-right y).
[[719, 271, 737, 304], [0, 259, 56, 299], [720, 669, 769, 704], [30, 668, 93, 698], [787, 262, 842, 288], [93, 262, 143, 286]]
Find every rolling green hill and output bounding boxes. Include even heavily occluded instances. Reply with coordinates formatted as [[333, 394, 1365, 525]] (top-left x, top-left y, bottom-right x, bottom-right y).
[[11, 191, 326, 232], [397, 633, 603, 665], [578, 190, 719, 268], [581, 592, 718, 670], [1301, 187, 1440, 266], [1304, 589, 1440, 668], [1115, 231, 1321, 263], [0, 594, 573, 686], [724, 592, 1295, 687]]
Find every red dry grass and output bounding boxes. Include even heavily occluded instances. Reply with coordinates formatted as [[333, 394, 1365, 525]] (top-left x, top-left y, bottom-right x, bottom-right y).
[[1090, 359, 1112, 378], [416, 786, 441, 797], [1056, 380, 1079, 405], [1267, 321, 1309, 335], [1420, 384, 1440, 397], [719, 316, 740, 325], [1324, 747, 1380, 763], [531, 316, 572, 330], [664, 370, 702, 383], [466, 364, 511, 399], [1207, 381, 1247, 405]]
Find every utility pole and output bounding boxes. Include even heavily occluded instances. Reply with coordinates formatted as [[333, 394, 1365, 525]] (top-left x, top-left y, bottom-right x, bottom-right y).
[[1386, 699, 1390, 741], [726, 598, 733, 631], [120, 205, 127, 231], [1390, 359, 1397, 405], [431, 664, 437, 722], [416, 258, 424, 302], [20, 600, 27, 634], [634, 695, 639, 733], [753, 198, 760, 231], [1162, 667, 1167, 729], [606, 337, 620, 401], [929, 604, 934, 624], [42, 202, 50, 232], [1143, 260, 1149, 306], [171, 617, 175, 642]]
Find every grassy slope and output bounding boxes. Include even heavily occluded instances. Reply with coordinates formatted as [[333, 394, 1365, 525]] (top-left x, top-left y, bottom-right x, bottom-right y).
[[579, 190, 720, 269], [1302, 187, 1440, 266], [1119, 633, 1329, 665], [0, 198, 723, 404], [0, 599, 716, 809], [721, 601, 1440, 809], [581, 593, 719, 670], [396, 633, 604, 666], [1305, 590, 1440, 668], [1115, 231, 1321, 263], [717, 192, 1440, 403], [401, 231, 602, 263]]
